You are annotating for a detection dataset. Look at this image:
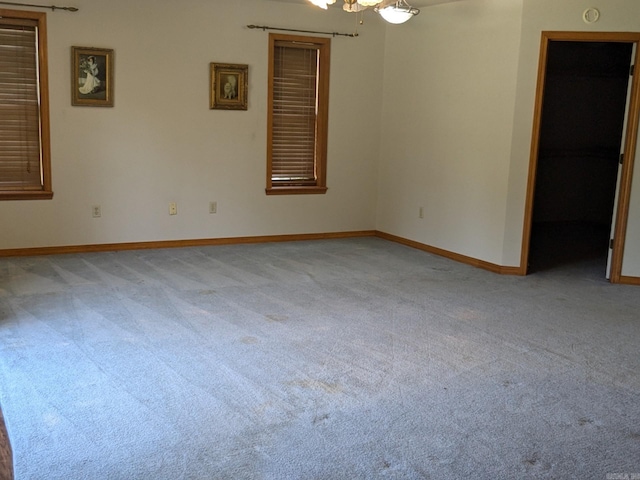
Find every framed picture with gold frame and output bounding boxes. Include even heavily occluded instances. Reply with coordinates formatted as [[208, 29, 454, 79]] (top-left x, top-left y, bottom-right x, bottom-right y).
[[210, 63, 248, 110], [72, 46, 114, 107]]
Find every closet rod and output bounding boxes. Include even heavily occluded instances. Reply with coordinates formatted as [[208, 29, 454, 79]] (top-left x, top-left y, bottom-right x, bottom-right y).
[[247, 24, 357, 38], [0, 1, 78, 12]]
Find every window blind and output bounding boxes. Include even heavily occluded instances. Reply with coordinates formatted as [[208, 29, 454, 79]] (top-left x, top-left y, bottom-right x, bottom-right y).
[[271, 42, 319, 185], [0, 19, 42, 191]]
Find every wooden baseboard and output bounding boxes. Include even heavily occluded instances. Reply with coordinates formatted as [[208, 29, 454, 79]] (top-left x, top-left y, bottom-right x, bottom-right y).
[[619, 275, 640, 286], [9, 230, 638, 283], [0, 231, 376, 258], [0, 230, 524, 277], [375, 231, 523, 276]]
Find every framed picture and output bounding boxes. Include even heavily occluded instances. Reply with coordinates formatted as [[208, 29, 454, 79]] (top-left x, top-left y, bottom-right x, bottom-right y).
[[72, 47, 114, 107], [210, 63, 248, 110]]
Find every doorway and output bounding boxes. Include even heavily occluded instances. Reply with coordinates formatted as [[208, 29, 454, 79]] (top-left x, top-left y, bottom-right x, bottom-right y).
[[522, 32, 640, 282]]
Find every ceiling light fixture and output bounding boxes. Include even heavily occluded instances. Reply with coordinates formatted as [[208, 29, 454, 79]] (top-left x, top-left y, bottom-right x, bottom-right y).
[[343, 1, 366, 13], [307, 0, 419, 24], [374, 0, 420, 24], [308, 0, 336, 9]]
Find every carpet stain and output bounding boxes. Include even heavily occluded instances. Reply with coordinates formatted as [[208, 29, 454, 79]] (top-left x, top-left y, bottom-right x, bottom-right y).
[[265, 314, 288, 323], [312, 413, 330, 424], [289, 379, 342, 394], [524, 452, 541, 466], [578, 417, 593, 426], [455, 308, 481, 320], [253, 402, 273, 416], [240, 336, 259, 344]]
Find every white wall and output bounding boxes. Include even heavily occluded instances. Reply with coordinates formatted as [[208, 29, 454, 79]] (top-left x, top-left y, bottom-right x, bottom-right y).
[[377, 0, 640, 277], [0, 0, 385, 249], [376, 0, 523, 265], [507, 0, 640, 275]]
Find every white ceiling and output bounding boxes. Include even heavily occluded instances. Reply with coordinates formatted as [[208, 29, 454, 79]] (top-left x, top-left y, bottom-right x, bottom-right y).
[[263, 0, 467, 8]]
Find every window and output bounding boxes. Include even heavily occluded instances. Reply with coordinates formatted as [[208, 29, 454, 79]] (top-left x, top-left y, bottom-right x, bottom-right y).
[[0, 9, 52, 200], [266, 33, 330, 195]]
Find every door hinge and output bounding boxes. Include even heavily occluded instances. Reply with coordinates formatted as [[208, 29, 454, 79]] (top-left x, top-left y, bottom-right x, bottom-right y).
[[610, 238, 615, 249], [620, 153, 624, 165], [631, 64, 635, 76]]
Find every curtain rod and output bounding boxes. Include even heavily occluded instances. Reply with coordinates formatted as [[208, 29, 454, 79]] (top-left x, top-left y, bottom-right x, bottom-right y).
[[247, 24, 358, 38], [0, 1, 78, 11]]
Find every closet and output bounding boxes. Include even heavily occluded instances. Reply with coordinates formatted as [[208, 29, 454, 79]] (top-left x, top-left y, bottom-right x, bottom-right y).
[[528, 40, 633, 273]]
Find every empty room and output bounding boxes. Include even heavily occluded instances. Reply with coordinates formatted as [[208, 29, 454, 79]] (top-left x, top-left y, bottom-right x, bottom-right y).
[[1, 0, 639, 478]]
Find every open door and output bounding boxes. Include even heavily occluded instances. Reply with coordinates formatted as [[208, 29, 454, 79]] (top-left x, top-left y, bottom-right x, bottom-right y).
[[521, 32, 640, 283], [607, 44, 637, 279]]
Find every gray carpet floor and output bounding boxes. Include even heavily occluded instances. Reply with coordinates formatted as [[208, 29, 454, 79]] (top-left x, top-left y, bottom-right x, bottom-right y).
[[0, 237, 638, 479]]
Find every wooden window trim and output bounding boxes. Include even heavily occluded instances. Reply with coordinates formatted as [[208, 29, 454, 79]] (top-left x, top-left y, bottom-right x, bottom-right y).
[[266, 186, 328, 196], [0, 9, 52, 201], [266, 33, 330, 195]]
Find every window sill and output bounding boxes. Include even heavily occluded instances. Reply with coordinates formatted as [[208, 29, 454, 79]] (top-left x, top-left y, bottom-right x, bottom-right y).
[[266, 186, 328, 195], [0, 190, 54, 201]]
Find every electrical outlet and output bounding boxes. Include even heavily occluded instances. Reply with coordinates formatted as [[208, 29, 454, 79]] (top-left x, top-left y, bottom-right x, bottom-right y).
[[209, 201, 217, 214], [92, 205, 101, 218], [169, 202, 177, 215], [419, 206, 424, 219]]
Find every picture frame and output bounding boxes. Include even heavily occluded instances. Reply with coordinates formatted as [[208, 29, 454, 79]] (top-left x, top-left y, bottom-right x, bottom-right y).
[[210, 63, 248, 110], [72, 46, 114, 107]]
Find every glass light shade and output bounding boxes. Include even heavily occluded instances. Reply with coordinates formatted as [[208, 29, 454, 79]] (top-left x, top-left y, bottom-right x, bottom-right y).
[[308, 0, 336, 9], [376, 2, 419, 24], [357, 0, 383, 6]]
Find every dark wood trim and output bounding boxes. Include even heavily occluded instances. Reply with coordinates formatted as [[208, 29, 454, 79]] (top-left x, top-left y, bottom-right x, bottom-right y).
[[375, 231, 522, 276], [265, 186, 328, 195], [619, 275, 640, 286], [0, 405, 11, 480], [0, 190, 53, 201], [521, 31, 640, 283], [519, 31, 550, 276], [538, 31, 640, 42], [0, 231, 376, 258]]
